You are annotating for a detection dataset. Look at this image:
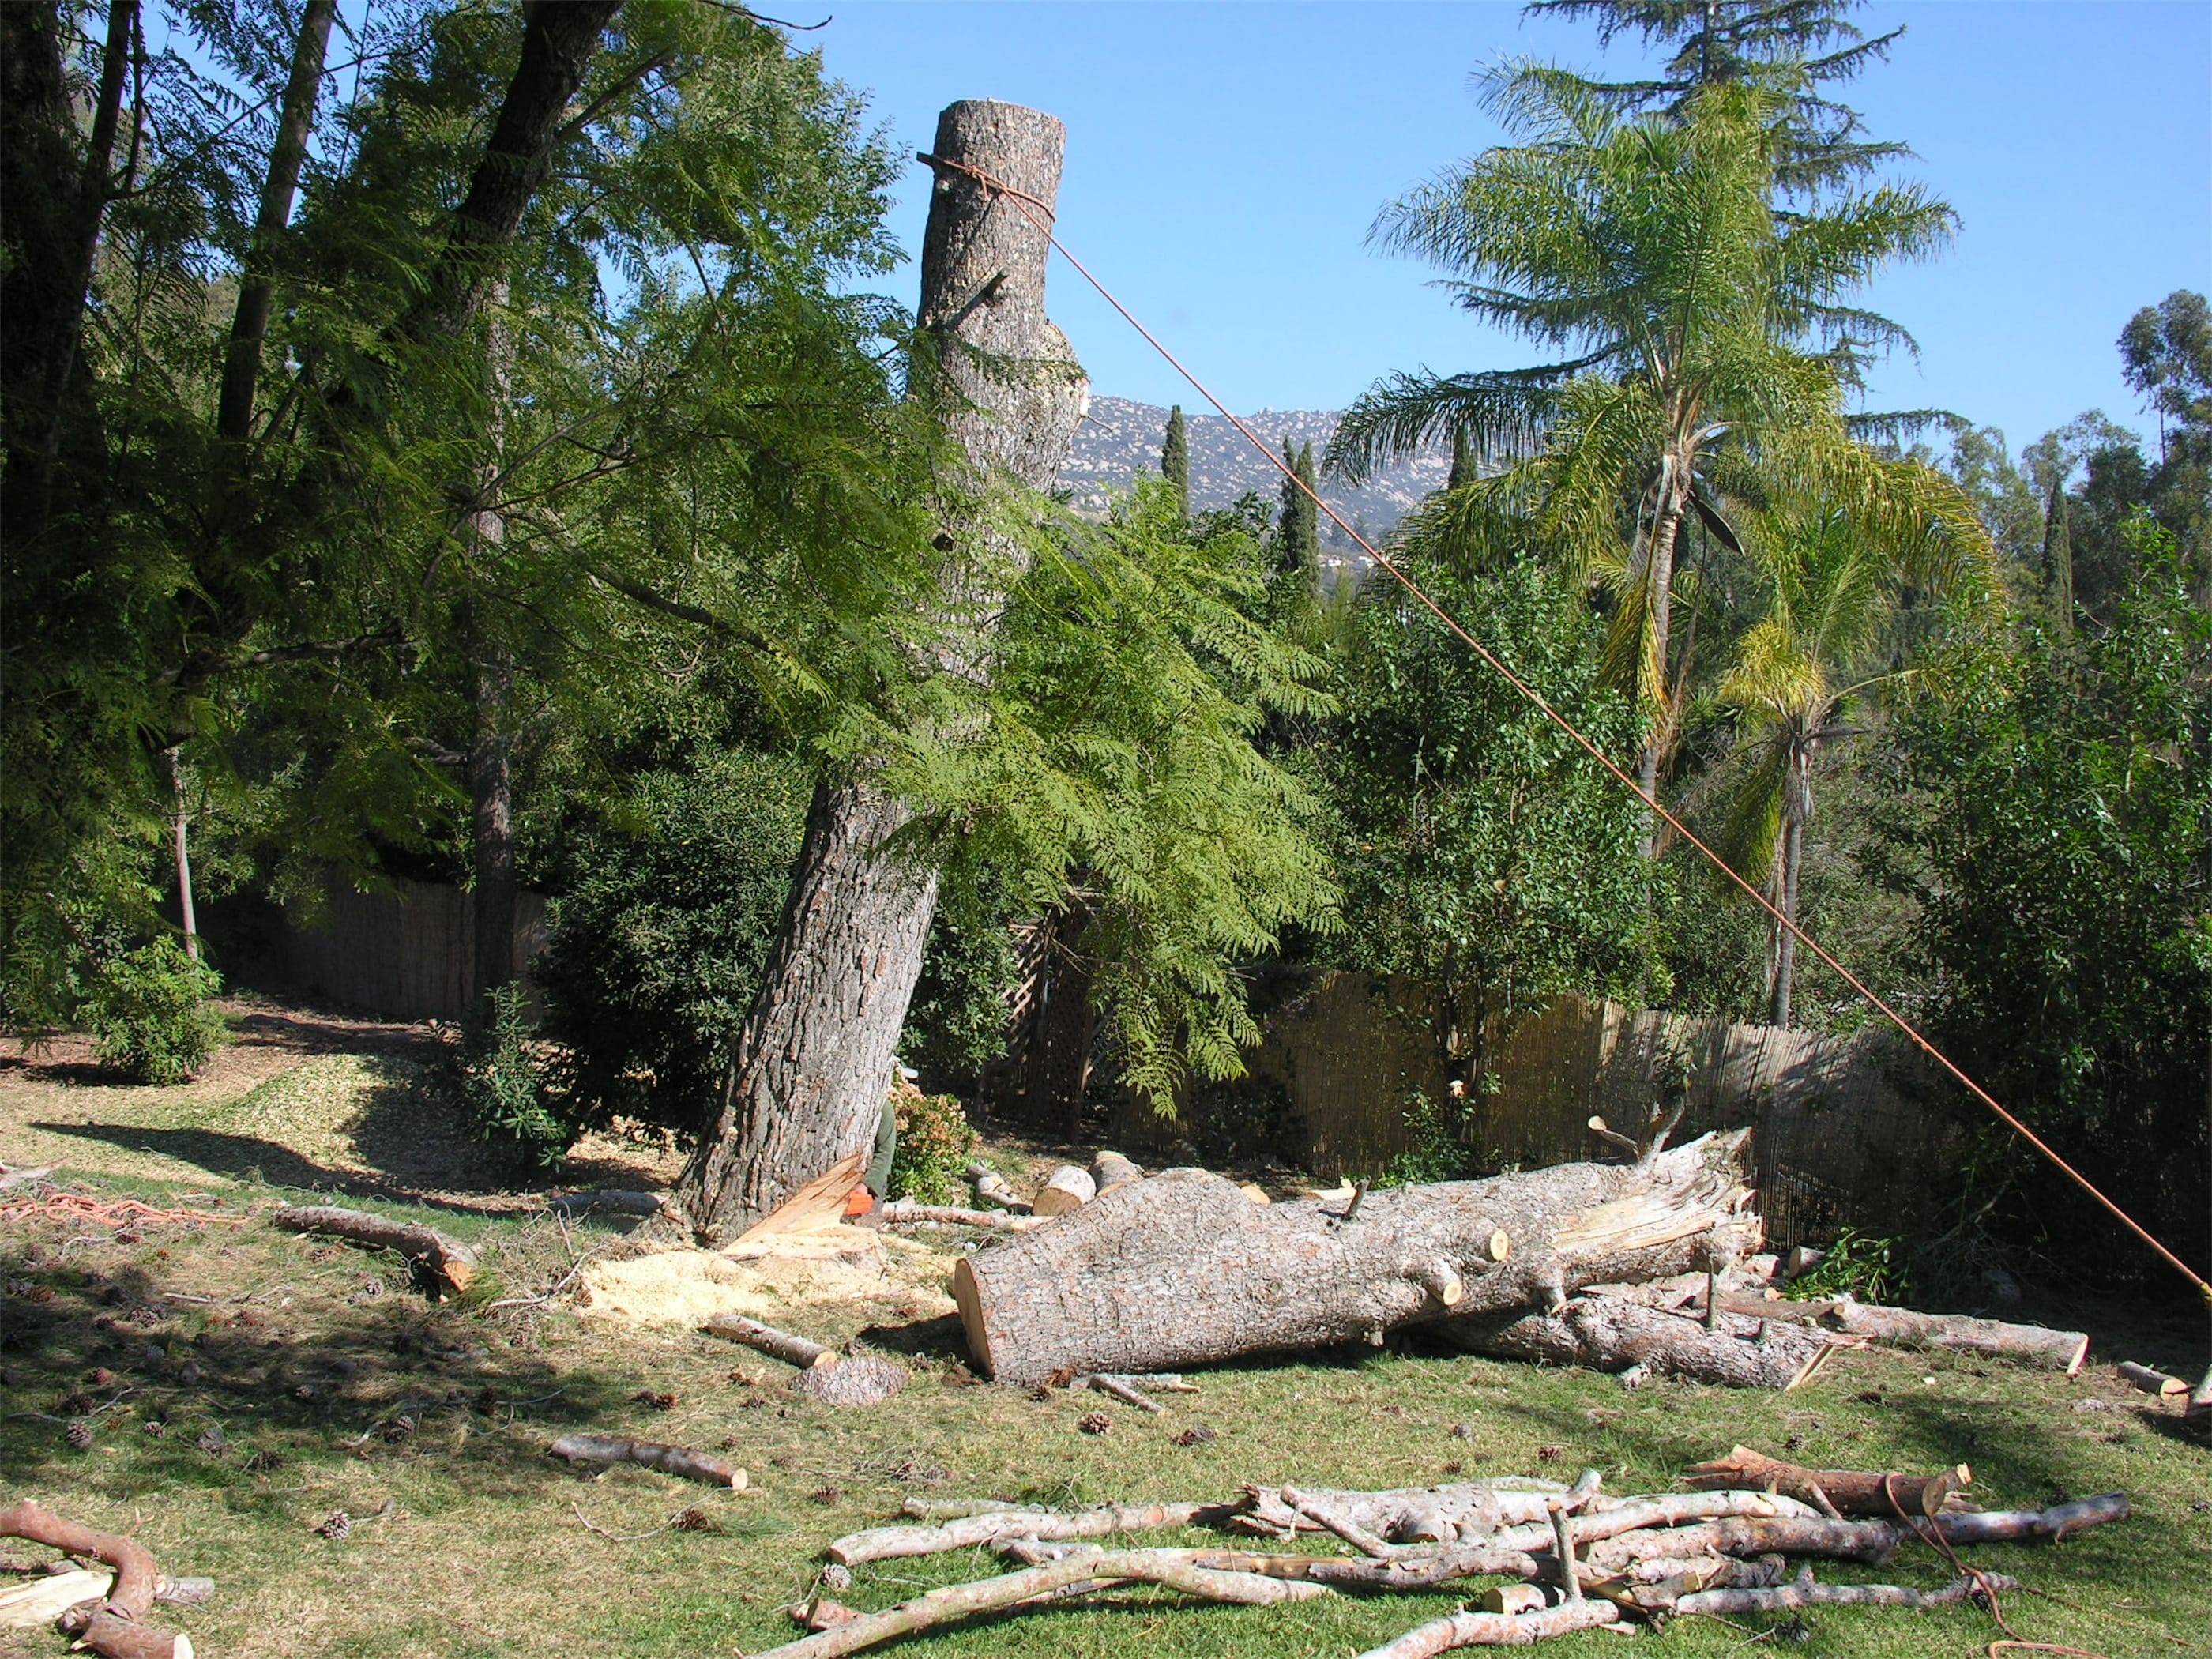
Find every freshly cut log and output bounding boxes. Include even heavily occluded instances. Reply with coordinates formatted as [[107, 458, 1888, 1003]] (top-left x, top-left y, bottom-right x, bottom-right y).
[[0, 1500, 193, 1659], [1683, 1446, 1971, 1517], [1089, 1152, 1142, 1194], [1451, 1298, 1845, 1390], [1820, 1302, 2088, 1374], [1031, 1164, 1095, 1218], [795, 1355, 907, 1409], [965, 1163, 1031, 1213], [547, 1432, 745, 1488], [2115, 1360, 2187, 1398], [703, 1313, 837, 1369], [271, 1205, 477, 1295], [953, 1133, 1759, 1386]]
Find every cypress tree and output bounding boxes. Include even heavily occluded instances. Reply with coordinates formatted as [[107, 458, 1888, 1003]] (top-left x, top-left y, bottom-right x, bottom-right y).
[[1277, 438, 1320, 582], [2041, 477, 2075, 634], [1161, 404, 1191, 519]]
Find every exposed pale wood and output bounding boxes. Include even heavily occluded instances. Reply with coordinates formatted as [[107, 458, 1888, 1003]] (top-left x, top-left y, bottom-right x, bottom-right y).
[[1085, 1373, 1161, 1413], [1928, 1492, 2127, 1545], [2115, 1360, 2187, 1399], [547, 1432, 745, 1488], [1479, 1585, 1552, 1616], [1281, 1488, 1398, 1559], [734, 1151, 867, 1243], [271, 1205, 477, 1294], [955, 1134, 1759, 1386], [1236, 1483, 1785, 1548], [1354, 1600, 1623, 1656], [1031, 1165, 1095, 1218], [965, 1164, 1031, 1213], [1453, 1298, 1843, 1390], [748, 1548, 1330, 1658], [703, 1312, 838, 1370], [1545, 1502, 1581, 1603], [1089, 1152, 1142, 1194], [827, 1500, 1235, 1566], [1683, 1446, 1971, 1517], [0, 1571, 213, 1626], [1239, 1183, 1273, 1205], [1821, 1302, 2088, 1374], [794, 1356, 907, 1408]]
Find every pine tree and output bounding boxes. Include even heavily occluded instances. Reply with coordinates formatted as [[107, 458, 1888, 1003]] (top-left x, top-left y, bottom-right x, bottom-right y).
[[1525, 0, 1906, 193], [1161, 404, 1191, 519]]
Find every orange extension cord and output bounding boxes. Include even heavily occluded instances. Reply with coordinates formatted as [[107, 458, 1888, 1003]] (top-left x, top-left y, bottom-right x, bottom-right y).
[[916, 149, 2212, 1311]]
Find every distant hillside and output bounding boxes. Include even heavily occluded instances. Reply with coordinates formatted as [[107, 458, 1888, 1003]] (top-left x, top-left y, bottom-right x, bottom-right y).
[[1059, 396, 1450, 561]]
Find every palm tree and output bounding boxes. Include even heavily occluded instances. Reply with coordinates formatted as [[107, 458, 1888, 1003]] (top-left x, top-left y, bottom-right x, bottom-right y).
[[1330, 69, 1955, 852], [1714, 477, 1995, 1025]]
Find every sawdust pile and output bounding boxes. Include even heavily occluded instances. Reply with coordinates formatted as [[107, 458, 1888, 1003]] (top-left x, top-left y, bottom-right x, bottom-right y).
[[578, 1226, 957, 1328]]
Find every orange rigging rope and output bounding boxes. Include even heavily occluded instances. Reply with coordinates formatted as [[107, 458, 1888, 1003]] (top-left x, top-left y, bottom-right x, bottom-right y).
[[916, 149, 2212, 1304]]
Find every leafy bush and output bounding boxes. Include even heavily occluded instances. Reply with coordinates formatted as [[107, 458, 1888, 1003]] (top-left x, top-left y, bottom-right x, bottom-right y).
[[82, 940, 226, 1084], [1787, 1226, 1907, 1304], [886, 1082, 976, 1205], [536, 749, 810, 1138], [450, 984, 566, 1168], [1378, 1089, 1479, 1187]]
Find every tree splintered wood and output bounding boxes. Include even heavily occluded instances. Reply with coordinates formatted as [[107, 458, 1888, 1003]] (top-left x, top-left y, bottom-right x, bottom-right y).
[[0, 1499, 194, 1659], [672, 99, 1086, 1236], [952, 1133, 1759, 1386]]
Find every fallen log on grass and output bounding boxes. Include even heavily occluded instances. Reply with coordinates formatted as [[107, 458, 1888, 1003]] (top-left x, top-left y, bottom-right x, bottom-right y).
[[2115, 1360, 2188, 1399], [1451, 1297, 1847, 1390], [1672, 1564, 2019, 1616], [873, 1200, 1037, 1232], [1354, 1601, 1625, 1657], [702, 1313, 908, 1406], [272, 1205, 478, 1295], [704, 1313, 837, 1369], [1683, 1446, 1971, 1517], [1819, 1302, 2088, 1374], [0, 1500, 194, 1659], [953, 1133, 1759, 1386], [548, 1432, 746, 1488], [829, 1499, 1237, 1567], [750, 1548, 1330, 1659]]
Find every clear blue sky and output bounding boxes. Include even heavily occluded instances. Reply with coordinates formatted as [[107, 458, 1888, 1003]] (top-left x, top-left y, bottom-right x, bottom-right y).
[[810, 2, 2210, 459]]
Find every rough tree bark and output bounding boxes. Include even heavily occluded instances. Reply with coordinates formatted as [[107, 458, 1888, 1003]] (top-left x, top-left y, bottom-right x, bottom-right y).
[[677, 100, 1088, 1235], [464, 287, 518, 1011], [953, 1133, 1759, 1386], [1451, 1296, 1844, 1390]]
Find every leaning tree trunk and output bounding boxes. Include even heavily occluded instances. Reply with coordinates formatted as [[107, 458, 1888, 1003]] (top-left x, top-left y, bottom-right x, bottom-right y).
[[464, 289, 517, 1013], [954, 1132, 1759, 1386], [1634, 458, 1688, 862], [1768, 739, 1812, 1028], [678, 101, 1089, 1236], [166, 746, 198, 961]]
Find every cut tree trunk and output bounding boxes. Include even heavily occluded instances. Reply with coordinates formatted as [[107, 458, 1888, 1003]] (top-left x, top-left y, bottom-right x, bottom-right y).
[[271, 1206, 477, 1295], [1032, 1164, 1095, 1218], [1819, 1303, 2088, 1373], [2114, 1360, 2186, 1399], [1682, 1446, 1969, 1517], [953, 1133, 1758, 1386], [675, 100, 1086, 1236], [1090, 1152, 1142, 1194], [702, 1313, 838, 1370], [1451, 1298, 1845, 1390]]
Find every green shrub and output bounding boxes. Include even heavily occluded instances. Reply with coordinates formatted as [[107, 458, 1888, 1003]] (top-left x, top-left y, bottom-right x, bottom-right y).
[[536, 748, 810, 1139], [1378, 1088, 1478, 1187], [82, 940, 226, 1084], [450, 984, 566, 1168], [1786, 1226, 1907, 1304], [887, 1082, 976, 1205]]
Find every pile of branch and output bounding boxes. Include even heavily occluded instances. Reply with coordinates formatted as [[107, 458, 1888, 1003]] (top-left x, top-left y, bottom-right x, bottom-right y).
[[751, 1452, 2129, 1657], [0, 1500, 199, 1659]]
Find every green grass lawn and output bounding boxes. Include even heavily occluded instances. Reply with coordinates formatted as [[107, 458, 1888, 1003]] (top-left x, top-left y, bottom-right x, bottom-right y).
[[2, 1031, 2207, 1657]]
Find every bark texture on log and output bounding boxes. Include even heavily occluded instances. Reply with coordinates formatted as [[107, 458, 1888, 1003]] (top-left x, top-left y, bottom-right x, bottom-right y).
[[675, 100, 1085, 1236], [1821, 1303, 2088, 1373], [954, 1134, 1758, 1386], [875, 1200, 1038, 1232], [271, 1206, 477, 1294], [1674, 1567, 2018, 1616], [547, 1432, 745, 1488], [1355, 1601, 1622, 1657], [703, 1313, 837, 1369], [1683, 1446, 1969, 1517], [1451, 1298, 1842, 1390]]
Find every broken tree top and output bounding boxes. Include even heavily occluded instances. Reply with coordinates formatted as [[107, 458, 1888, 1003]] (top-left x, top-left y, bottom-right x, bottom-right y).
[[953, 1132, 1759, 1386]]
